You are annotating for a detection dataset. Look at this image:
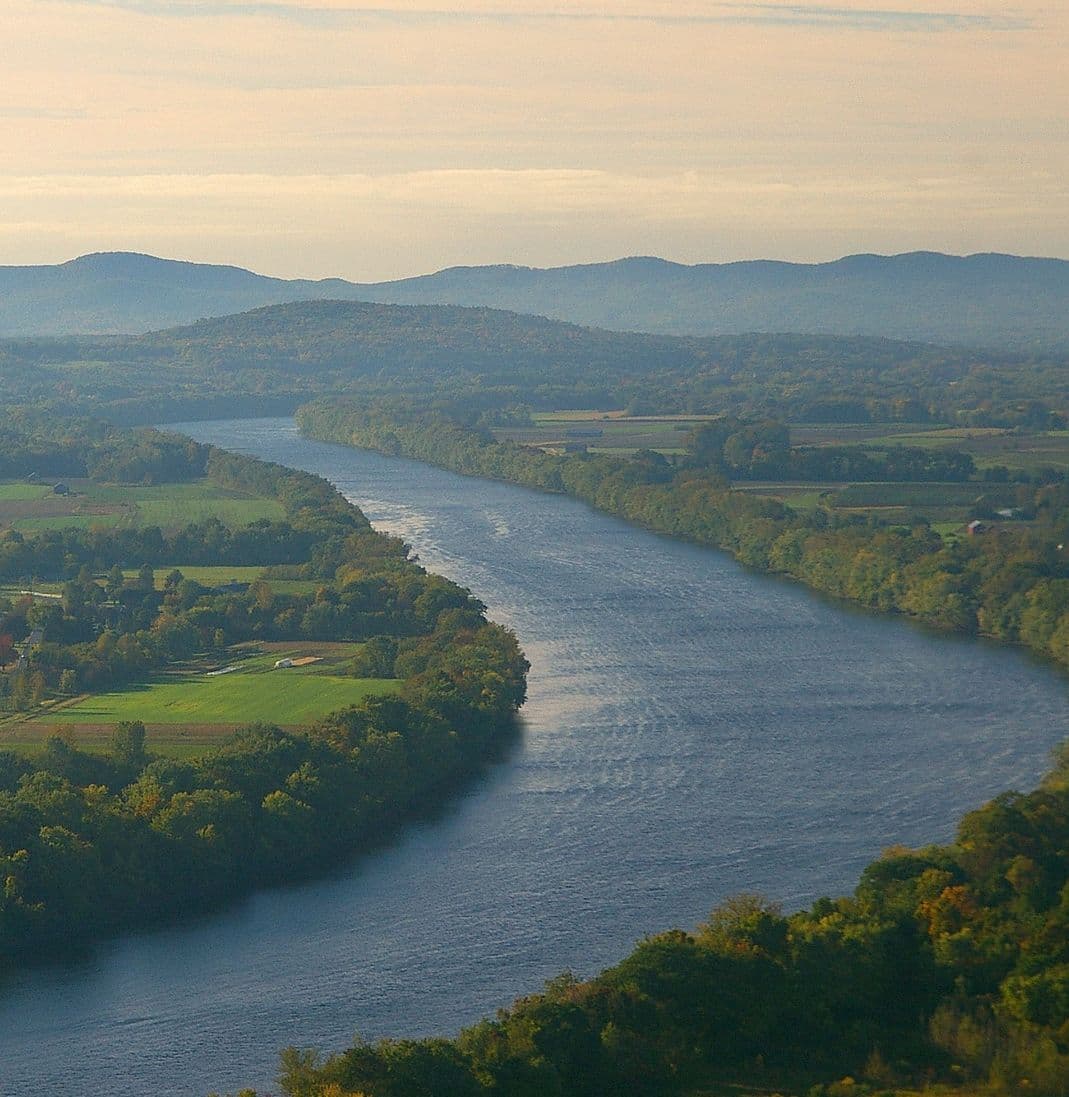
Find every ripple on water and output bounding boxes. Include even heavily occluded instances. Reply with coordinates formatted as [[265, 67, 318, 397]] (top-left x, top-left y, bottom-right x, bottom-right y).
[[1, 417, 1067, 1097]]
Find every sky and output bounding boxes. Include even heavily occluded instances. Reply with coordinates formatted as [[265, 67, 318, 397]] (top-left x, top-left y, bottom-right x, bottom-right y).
[[2, 0, 1066, 280]]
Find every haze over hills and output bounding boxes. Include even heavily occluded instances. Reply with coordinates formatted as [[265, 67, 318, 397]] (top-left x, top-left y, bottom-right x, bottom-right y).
[[1, 297, 1061, 432], [1, 249, 1068, 352]]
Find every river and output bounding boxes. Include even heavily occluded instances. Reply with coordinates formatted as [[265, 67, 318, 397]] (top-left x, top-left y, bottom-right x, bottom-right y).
[[3, 416, 1068, 1097]]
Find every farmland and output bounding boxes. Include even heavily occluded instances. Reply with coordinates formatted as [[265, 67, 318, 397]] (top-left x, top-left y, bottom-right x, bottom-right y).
[[498, 410, 1059, 533], [793, 423, 1069, 474], [1, 643, 398, 758], [0, 478, 284, 532], [120, 565, 320, 594], [495, 411, 710, 456]]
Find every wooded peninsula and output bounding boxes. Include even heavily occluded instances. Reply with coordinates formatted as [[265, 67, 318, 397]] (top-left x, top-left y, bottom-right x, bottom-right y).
[[3, 291, 1069, 1095], [0, 418, 527, 973]]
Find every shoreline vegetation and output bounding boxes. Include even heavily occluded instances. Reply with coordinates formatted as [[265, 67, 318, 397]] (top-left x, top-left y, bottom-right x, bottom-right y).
[[0, 419, 528, 978], [297, 402, 1069, 674], [230, 734, 1069, 1097], [272, 401, 1069, 1097]]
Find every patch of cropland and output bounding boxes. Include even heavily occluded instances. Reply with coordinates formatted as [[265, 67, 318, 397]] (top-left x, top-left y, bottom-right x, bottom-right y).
[[9, 644, 398, 759], [496, 408, 1069, 533], [0, 478, 283, 532]]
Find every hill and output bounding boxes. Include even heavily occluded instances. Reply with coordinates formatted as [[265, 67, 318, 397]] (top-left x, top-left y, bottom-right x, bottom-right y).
[[3, 250, 1068, 352], [0, 252, 360, 337], [3, 300, 1015, 426]]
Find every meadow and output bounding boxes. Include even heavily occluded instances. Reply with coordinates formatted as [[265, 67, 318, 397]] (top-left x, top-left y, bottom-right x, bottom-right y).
[[1, 644, 399, 758], [120, 565, 320, 594], [0, 478, 284, 532], [498, 411, 708, 455]]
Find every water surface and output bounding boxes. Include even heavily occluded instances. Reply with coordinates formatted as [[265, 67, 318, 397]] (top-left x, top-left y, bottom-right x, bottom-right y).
[[3, 416, 1067, 1097]]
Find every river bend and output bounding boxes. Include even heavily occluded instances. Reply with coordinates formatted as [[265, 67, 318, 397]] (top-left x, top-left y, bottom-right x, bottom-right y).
[[2, 416, 1068, 1097]]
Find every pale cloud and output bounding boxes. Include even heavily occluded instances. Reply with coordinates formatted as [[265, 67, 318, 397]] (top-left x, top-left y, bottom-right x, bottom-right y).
[[43, 0, 1032, 32], [2, 0, 1066, 275], [2, 166, 1064, 278]]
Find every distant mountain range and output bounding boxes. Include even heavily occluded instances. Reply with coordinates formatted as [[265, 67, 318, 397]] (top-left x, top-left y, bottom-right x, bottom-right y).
[[2, 250, 1068, 351]]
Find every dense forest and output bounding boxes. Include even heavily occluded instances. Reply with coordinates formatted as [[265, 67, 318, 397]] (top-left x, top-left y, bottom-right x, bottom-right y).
[[0, 421, 528, 973], [2, 298, 1069, 429]]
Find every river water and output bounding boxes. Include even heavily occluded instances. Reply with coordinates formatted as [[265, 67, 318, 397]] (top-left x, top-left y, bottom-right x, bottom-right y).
[[3, 416, 1069, 1097]]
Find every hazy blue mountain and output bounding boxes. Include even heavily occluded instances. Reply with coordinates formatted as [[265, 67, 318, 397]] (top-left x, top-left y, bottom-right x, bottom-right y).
[[0, 252, 361, 337], [355, 252, 1069, 352], [2, 250, 1067, 350]]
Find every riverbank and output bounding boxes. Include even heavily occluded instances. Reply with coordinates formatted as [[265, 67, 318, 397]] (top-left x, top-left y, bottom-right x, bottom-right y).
[[296, 401, 1069, 677], [6, 418, 1067, 1097]]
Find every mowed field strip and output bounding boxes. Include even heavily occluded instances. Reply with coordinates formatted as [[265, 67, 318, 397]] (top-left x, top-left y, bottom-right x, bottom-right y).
[[0, 478, 284, 532], [42, 671, 397, 726], [1, 646, 400, 757], [120, 565, 321, 594]]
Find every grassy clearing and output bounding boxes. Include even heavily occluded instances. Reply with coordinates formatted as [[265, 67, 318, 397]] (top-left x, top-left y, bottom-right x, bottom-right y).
[[735, 479, 1029, 533], [851, 426, 1069, 474], [0, 478, 284, 532], [39, 672, 396, 727], [500, 413, 703, 456], [124, 565, 270, 587], [0, 724, 242, 761], [0, 482, 60, 501], [121, 565, 320, 594], [1, 642, 398, 757], [85, 481, 284, 528], [831, 482, 1017, 509], [789, 422, 951, 446]]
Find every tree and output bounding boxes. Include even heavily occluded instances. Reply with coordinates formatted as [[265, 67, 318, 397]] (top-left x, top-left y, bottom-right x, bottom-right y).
[[111, 720, 147, 766], [105, 565, 125, 600]]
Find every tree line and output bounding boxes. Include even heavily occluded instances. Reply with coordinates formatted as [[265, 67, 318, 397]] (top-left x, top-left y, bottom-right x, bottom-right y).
[[221, 744, 1069, 1097], [0, 421, 529, 972], [297, 401, 1069, 676]]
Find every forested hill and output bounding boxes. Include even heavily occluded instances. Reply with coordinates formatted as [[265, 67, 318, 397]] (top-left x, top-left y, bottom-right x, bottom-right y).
[[0, 252, 361, 337], [4, 250, 1069, 353], [3, 301, 993, 425], [5, 298, 1069, 427], [348, 251, 1069, 353]]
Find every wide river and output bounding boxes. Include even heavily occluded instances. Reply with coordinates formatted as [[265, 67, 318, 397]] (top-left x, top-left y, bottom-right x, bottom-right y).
[[4, 416, 1069, 1097]]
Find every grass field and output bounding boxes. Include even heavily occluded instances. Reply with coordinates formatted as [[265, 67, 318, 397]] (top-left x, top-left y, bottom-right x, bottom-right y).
[[735, 479, 1031, 532], [499, 412, 705, 455], [831, 482, 1019, 509], [0, 478, 284, 532], [799, 424, 1069, 475], [0, 482, 61, 501], [121, 565, 319, 594], [0, 643, 398, 758]]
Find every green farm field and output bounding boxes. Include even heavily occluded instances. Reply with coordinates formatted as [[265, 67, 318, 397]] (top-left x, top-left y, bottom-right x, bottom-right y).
[[795, 423, 1069, 475], [0, 478, 284, 532], [1, 644, 398, 758], [736, 479, 1030, 532], [499, 411, 706, 455], [121, 565, 320, 594]]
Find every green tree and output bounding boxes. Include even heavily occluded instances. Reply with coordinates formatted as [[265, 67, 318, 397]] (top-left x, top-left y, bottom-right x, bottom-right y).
[[111, 720, 147, 766]]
